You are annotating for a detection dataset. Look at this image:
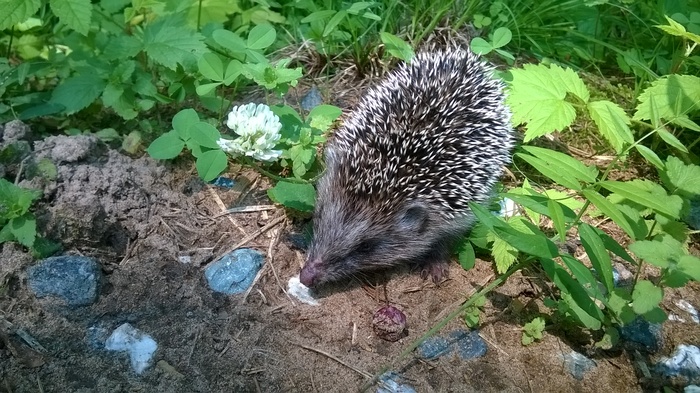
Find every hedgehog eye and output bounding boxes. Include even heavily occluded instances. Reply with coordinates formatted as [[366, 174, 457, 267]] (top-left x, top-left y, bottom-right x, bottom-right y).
[[355, 239, 380, 255]]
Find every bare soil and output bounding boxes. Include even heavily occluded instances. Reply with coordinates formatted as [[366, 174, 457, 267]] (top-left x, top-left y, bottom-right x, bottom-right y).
[[0, 118, 699, 393]]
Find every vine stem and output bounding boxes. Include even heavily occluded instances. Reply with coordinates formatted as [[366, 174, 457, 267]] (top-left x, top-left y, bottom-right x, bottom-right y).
[[360, 259, 533, 392]]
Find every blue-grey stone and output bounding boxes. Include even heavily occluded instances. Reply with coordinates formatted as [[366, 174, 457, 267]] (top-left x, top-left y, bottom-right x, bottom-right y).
[[621, 317, 662, 352], [417, 329, 487, 360], [27, 255, 101, 307], [562, 351, 596, 380], [377, 371, 417, 393], [211, 176, 235, 188], [301, 86, 323, 111], [656, 345, 700, 383], [205, 248, 264, 294], [105, 323, 158, 374]]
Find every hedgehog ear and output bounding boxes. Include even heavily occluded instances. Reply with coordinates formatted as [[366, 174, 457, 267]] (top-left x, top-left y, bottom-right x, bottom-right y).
[[397, 203, 429, 234]]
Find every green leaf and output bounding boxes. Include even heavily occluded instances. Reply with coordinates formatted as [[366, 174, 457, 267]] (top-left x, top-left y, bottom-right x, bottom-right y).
[[380, 32, 415, 63], [172, 109, 199, 141], [587, 100, 634, 154], [308, 104, 342, 130], [143, 22, 206, 70], [323, 10, 347, 37], [198, 53, 225, 81], [470, 203, 559, 259], [290, 144, 314, 178], [196, 82, 222, 96], [491, 27, 512, 48], [600, 180, 683, 218], [50, 0, 92, 35], [470, 37, 493, 55], [631, 280, 663, 315], [608, 289, 635, 324], [656, 15, 700, 44], [507, 63, 589, 141], [547, 198, 567, 242], [677, 255, 700, 281], [196, 149, 228, 182], [0, 0, 40, 30], [503, 192, 577, 221], [189, 122, 221, 149], [267, 181, 315, 212], [657, 128, 689, 152], [634, 145, 664, 170], [628, 236, 684, 269], [247, 23, 276, 50], [300, 10, 336, 23], [540, 258, 603, 330], [560, 254, 606, 302], [223, 60, 243, 85], [517, 146, 598, 190], [492, 235, 518, 273], [146, 131, 185, 159], [581, 189, 637, 239], [661, 156, 700, 195], [522, 317, 545, 344], [50, 73, 107, 113], [9, 214, 36, 248], [456, 240, 476, 270], [579, 223, 614, 293], [633, 74, 700, 130], [212, 29, 247, 54]]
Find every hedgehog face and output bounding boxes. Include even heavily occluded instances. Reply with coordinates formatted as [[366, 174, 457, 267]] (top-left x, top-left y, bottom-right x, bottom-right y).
[[300, 197, 437, 288]]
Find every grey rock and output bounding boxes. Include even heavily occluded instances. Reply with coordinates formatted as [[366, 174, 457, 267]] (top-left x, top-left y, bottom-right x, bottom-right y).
[[27, 255, 101, 307]]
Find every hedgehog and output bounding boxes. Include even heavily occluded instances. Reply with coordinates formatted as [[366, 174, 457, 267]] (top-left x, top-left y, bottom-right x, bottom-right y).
[[299, 47, 514, 288]]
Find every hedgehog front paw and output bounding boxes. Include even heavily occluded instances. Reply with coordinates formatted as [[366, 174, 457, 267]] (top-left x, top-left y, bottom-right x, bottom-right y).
[[420, 261, 449, 284]]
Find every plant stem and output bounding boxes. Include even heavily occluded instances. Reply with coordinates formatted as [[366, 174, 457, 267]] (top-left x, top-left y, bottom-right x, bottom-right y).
[[360, 259, 532, 391]]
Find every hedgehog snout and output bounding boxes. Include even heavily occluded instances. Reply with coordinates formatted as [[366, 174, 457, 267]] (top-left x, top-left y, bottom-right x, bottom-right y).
[[300, 257, 322, 287]]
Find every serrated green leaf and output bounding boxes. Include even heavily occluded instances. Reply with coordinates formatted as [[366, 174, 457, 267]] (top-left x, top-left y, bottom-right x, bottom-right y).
[[633, 74, 700, 130], [517, 146, 598, 190], [561, 254, 606, 302], [609, 289, 635, 324], [508, 63, 589, 140], [492, 235, 518, 273], [196, 149, 227, 181], [0, 0, 40, 31], [143, 23, 206, 70], [579, 223, 614, 293], [662, 156, 700, 195], [267, 181, 315, 212], [503, 192, 577, 221], [629, 236, 684, 269], [146, 131, 185, 159], [600, 180, 683, 218], [247, 24, 276, 50], [631, 280, 663, 315], [678, 255, 700, 281], [198, 53, 225, 81], [9, 214, 36, 248], [587, 100, 633, 154], [380, 32, 415, 62], [523, 317, 545, 339], [50, 73, 106, 113], [50, 0, 91, 35], [290, 144, 314, 178], [581, 189, 637, 239], [541, 258, 603, 330], [656, 15, 700, 44]]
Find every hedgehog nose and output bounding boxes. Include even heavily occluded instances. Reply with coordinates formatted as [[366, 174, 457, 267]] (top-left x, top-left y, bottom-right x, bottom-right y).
[[300, 260, 320, 287]]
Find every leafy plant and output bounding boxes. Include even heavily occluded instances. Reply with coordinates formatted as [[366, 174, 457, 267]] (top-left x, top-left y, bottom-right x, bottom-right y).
[[463, 295, 486, 328], [522, 317, 545, 345], [0, 178, 43, 251], [470, 27, 515, 64]]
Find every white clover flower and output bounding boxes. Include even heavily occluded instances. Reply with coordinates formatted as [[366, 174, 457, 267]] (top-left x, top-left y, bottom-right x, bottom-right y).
[[217, 103, 282, 162]]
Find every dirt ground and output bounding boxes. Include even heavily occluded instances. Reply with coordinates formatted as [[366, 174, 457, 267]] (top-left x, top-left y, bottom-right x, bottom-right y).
[[0, 115, 699, 393]]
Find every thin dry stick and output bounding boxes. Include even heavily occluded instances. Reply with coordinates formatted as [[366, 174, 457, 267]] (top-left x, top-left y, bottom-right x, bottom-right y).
[[297, 344, 372, 379], [265, 225, 295, 306], [215, 205, 278, 216], [215, 215, 286, 259], [206, 185, 248, 236]]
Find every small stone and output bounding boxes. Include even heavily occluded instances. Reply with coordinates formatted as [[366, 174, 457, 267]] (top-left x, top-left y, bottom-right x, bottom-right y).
[[562, 351, 596, 380], [27, 255, 101, 307], [656, 345, 700, 383], [372, 305, 407, 342], [417, 329, 486, 360], [211, 176, 235, 188], [2, 120, 31, 142], [105, 323, 158, 374], [301, 85, 323, 111], [621, 317, 662, 352], [205, 248, 264, 295], [676, 300, 699, 324], [377, 371, 417, 393]]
